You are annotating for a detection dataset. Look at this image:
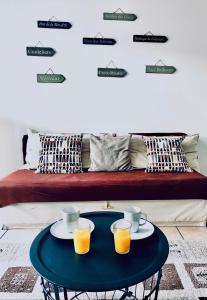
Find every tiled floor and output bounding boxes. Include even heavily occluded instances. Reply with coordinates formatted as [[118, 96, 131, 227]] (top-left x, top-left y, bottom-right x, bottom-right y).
[[159, 226, 207, 240], [0, 228, 41, 242], [0, 227, 206, 241], [159, 227, 183, 240]]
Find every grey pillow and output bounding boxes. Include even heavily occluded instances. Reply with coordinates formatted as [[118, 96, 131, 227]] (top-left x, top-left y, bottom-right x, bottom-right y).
[[89, 134, 132, 172]]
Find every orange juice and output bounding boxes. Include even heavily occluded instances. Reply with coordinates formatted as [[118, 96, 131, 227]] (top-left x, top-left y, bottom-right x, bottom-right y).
[[74, 228, 90, 254], [114, 229, 131, 254]]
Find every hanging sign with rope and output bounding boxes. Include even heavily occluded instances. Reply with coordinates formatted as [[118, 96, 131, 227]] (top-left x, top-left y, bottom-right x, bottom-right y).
[[37, 17, 72, 29], [98, 60, 127, 77], [26, 42, 56, 57], [103, 8, 137, 21], [83, 33, 116, 45], [133, 32, 168, 43], [37, 68, 66, 83], [146, 60, 176, 74]]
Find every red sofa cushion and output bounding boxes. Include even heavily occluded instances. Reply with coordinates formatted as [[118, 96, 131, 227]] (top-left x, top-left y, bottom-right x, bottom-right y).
[[0, 169, 207, 207]]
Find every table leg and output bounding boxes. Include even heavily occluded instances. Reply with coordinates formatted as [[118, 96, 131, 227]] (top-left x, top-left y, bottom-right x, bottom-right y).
[[119, 288, 133, 300], [40, 277, 48, 300], [64, 288, 69, 300], [143, 269, 162, 300], [40, 270, 162, 300], [53, 285, 60, 300], [154, 270, 162, 300]]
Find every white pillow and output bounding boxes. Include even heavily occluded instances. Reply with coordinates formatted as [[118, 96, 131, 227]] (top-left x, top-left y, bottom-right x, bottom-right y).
[[130, 134, 200, 172], [182, 134, 200, 172], [25, 129, 41, 169]]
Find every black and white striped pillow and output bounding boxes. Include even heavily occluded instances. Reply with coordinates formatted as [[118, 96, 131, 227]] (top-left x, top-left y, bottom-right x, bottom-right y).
[[143, 136, 192, 172], [37, 134, 83, 174]]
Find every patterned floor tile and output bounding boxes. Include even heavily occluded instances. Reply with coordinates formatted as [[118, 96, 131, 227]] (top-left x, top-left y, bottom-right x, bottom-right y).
[[0, 267, 38, 293]]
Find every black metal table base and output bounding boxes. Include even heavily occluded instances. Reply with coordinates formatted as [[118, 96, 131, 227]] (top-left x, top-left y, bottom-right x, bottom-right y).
[[40, 269, 162, 300]]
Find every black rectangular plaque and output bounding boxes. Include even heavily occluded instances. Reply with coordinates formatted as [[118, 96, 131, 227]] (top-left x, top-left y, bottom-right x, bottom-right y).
[[26, 47, 56, 57], [133, 35, 168, 43], [103, 12, 137, 21], [83, 38, 116, 45], [37, 20, 72, 29], [146, 65, 176, 74], [98, 68, 127, 77], [37, 74, 66, 83]]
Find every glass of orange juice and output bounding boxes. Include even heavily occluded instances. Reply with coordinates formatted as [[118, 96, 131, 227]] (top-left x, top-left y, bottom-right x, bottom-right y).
[[113, 220, 131, 254], [73, 222, 91, 255]]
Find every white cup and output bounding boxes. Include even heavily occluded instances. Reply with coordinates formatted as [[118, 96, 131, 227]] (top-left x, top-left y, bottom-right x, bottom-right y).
[[124, 206, 147, 233], [61, 206, 80, 233]]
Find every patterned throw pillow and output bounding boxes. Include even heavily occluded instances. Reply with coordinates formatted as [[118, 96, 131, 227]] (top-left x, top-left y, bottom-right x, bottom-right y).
[[143, 136, 192, 172], [37, 135, 83, 174]]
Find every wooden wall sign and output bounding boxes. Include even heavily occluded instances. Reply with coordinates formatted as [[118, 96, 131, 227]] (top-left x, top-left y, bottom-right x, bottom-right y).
[[133, 35, 168, 43], [37, 20, 72, 29], [98, 60, 127, 78], [37, 69, 66, 83], [26, 47, 56, 57], [103, 8, 137, 21], [146, 65, 176, 74], [98, 68, 127, 77], [83, 37, 116, 45]]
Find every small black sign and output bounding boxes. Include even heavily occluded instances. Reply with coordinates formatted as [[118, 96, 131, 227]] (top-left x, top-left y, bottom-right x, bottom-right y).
[[26, 47, 56, 57], [103, 12, 137, 21], [37, 73, 66, 83], [98, 68, 127, 78], [37, 20, 72, 29], [146, 65, 176, 74], [133, 35, 168, 43], [83, 38, 116, 45]]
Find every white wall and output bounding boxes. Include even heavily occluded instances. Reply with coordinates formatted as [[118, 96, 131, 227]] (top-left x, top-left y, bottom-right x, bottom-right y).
[[0, 118, 25, 178], [0, 0, 207, 177]]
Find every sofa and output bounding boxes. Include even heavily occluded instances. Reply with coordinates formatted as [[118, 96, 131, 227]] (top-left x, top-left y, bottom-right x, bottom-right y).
[[0, 132, 207, 229]]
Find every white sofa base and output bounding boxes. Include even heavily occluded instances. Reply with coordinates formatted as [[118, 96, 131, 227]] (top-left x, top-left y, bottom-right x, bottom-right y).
[[0, 199, 206, 229]]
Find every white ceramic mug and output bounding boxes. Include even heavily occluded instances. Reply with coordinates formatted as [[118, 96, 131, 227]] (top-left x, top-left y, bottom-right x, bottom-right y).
[[61, 206, 80, 233], [124, 206, 147, 233]]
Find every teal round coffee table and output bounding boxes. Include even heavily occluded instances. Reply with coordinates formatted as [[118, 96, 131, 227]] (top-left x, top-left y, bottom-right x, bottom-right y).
[[30, 211, 169, 300]]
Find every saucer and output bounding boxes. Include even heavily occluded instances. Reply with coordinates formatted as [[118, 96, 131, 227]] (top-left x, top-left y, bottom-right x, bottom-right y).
[[110, 219, 154, 240], [50, 218, 95, 240]]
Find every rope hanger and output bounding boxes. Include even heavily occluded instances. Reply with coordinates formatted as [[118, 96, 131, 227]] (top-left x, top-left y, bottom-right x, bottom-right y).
[[145, 31, 154, 36], [106, 60, 117, 69], [45, 68, 54, 74], [155, 59, 166, 66], [35, 41, 44, 47], [94, 32, 104, 38], [113, 8, 125, 14], [48, 16, 59, 21]]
